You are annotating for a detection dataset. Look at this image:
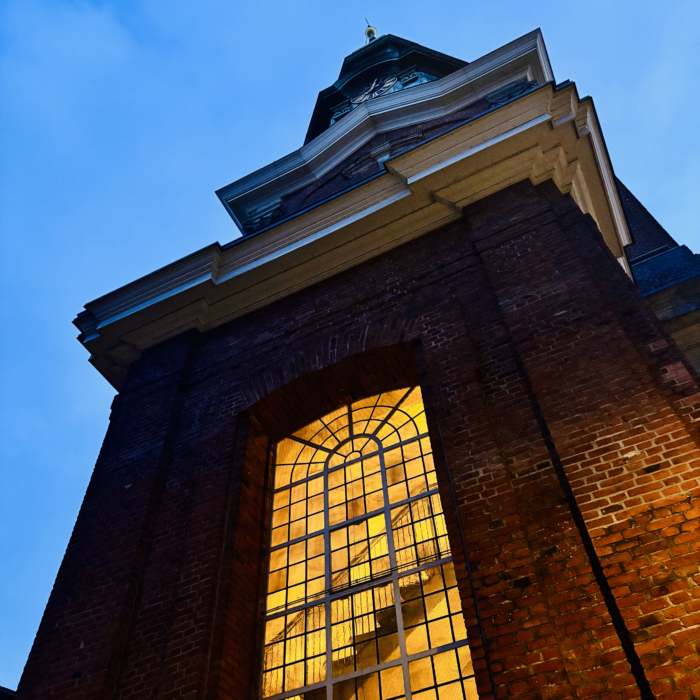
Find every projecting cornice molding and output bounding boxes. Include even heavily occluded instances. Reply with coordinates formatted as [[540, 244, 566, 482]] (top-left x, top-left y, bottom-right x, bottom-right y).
[[75, 31, 631, 389]]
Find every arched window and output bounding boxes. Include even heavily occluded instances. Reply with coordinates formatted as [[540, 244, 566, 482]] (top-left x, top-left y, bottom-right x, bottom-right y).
[[261, 386, 479, 700]]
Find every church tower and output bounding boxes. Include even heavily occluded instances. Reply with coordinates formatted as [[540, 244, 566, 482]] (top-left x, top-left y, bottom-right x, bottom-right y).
[[15, 29, 700, 700]]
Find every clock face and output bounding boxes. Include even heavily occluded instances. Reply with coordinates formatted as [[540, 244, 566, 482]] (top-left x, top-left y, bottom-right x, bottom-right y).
[[350, 76, 398, 105]]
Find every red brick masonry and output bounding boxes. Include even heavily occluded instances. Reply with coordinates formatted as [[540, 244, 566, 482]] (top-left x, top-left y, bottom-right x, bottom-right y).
[[17, 181, 700, 700]]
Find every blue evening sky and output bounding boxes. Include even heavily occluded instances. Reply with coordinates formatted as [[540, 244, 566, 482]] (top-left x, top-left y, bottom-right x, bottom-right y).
[[1, 0, 699, 689]]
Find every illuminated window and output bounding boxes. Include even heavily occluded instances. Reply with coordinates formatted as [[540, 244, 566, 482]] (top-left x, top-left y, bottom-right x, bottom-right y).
[[261, 387, 479, 700]]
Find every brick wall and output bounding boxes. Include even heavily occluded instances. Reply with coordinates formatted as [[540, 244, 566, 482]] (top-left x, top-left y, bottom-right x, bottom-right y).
[[16, 180, 700, 700]]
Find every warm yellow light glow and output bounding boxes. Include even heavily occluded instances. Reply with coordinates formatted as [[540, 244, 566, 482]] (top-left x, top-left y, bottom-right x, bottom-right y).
[[261, 387, 479, 700]]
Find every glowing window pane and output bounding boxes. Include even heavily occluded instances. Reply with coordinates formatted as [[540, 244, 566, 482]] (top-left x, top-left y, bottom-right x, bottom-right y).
[[261, 387, 479, 699]]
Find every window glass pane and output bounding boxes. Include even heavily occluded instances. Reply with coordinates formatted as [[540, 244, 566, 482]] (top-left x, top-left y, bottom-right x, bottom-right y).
[[262, 604, 327, 697], [266, 535, 325, 613], [330, 515, 389, 591], [329, 582, 395, 676], [261, 388, 479, 700], [392, 496, 450, 572], [409, 647, 477, 700]]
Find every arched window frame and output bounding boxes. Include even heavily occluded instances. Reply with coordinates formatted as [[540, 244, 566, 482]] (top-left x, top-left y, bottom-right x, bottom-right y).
[[259, 386, 479, 700]]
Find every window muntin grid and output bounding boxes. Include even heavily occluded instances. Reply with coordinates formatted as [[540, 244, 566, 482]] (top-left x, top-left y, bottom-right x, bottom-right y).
[[261, 387, 479, 700]]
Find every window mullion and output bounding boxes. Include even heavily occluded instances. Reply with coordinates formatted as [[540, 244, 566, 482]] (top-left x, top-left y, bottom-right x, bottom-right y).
[[379, 444, 414, 700], [323, 452, 333, 700]]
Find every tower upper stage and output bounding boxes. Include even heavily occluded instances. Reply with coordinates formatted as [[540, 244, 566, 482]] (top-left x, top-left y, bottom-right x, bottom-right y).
[[74, 30, 631, 389]]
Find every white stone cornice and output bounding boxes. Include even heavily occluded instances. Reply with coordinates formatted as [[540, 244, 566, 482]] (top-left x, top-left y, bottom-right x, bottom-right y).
[[575, 101, 632, 247], [76, 38, 630, 390]]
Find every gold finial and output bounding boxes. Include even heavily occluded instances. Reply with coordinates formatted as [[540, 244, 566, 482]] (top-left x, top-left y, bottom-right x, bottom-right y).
[[365, 19, 377, 43]]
